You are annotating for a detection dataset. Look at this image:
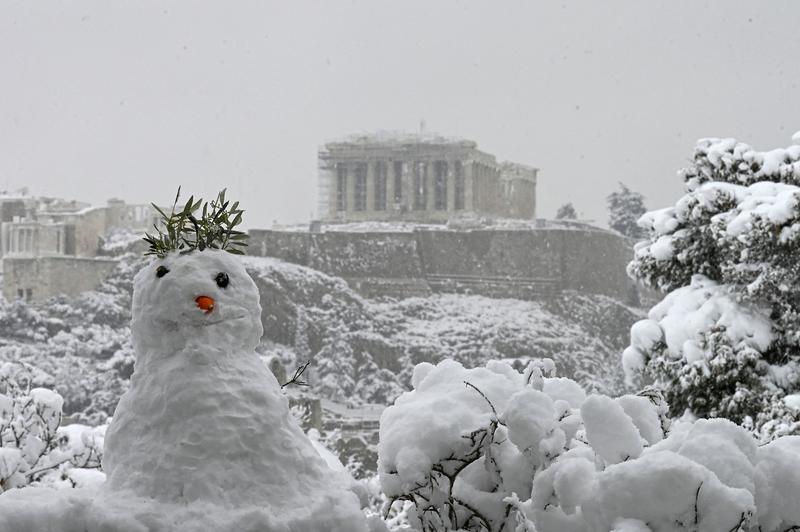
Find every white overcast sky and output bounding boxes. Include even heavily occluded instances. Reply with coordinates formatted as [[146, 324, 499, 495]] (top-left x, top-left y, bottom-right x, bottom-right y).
[[2, 1, 800, 228]]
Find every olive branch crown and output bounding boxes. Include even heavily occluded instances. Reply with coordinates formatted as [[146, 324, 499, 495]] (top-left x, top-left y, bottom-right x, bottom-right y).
[[143, 187, 248, 258]]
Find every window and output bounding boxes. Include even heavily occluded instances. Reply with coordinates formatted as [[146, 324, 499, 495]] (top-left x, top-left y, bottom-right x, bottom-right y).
[[455, 161, 465, 210], [336, 163, 348, 211], [413, 161, 427, 210], [434, 161, 448, 210], [17, 289, 24, 300], [393, 161, 403, 203], [25, 288, 32, 301], [374, 161, 387, 211], [354, 163, 367, 211]]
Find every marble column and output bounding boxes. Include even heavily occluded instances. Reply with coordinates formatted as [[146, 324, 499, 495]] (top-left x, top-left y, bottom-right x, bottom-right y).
[[446, 159, 455, 212], [346, 162, 355, 219], [365, 161, 375, 214]]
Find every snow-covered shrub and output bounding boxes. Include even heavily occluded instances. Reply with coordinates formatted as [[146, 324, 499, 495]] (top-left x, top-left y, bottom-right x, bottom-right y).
[[378, 358, 563, 531], [0, 299, 60, 342], [378, 359, 800, 532], [0, 336, 132, 425], [753, 394, 800, 442], [360, 474, 413, 531], [0, 363, 105, 492], [626, 135, 800, 434]]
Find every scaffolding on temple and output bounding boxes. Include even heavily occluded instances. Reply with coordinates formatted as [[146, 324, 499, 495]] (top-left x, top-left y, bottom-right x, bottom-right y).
[[316, 144, 334, 221]]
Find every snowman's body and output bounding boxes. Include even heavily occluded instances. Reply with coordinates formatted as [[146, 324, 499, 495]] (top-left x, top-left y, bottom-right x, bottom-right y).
[[101, 249, 368, 530], [0, 250, 370, 532], [104, 333, 327, 510]]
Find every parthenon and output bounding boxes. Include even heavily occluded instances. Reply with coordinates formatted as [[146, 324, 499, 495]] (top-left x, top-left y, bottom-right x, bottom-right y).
[[317, 132, 537, 222]]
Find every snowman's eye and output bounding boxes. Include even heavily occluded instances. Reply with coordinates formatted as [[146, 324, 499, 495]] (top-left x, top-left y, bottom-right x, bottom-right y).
[[215, 272, 229, 288], [156, 266, 170, 278]]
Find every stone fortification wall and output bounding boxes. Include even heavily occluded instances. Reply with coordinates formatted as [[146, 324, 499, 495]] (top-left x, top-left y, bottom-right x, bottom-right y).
[[417, 229, 564, 299], [417, 230, 562, 277], [309, 232, 423, 279], [3, 256, 117, 303], [252, 230, 311, 265], [248, 226, 636, 302], [249, 230, 428, 298], [559, 229, 632, 298]]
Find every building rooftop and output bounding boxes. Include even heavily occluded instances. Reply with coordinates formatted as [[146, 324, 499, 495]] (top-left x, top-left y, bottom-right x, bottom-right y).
[[323, 130, 477, 150], [500, 160, 540, 175], [265, 218, 611, 234]]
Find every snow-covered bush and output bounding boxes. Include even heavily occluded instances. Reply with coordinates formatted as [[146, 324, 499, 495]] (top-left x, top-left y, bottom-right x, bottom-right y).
[[360, 474, 413, 531], [626, 136, 800, 435], [0, 298, 59, 342], [0, 363, 105, 492], [379, 358, 564, 531], [378, 359, 800, 531]]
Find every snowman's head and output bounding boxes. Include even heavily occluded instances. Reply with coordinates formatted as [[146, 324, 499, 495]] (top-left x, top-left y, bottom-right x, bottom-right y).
[[131, 249, 263, 357]]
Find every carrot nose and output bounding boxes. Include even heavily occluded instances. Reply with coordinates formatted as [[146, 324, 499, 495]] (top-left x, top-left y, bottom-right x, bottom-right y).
[[195, 295, 215, 314]]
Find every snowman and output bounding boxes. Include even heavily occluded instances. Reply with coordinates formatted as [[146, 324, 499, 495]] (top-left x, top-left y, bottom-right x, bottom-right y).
[[0, 192, 372, 532]]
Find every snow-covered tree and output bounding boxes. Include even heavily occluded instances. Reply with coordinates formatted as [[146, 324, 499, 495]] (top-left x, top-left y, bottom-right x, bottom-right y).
[[313, 327, 405, 406], [379, 358, 800, 532], [314, 327, 358, 403], [626, 135, 800, 438], [607, 182, 646, 238], [555, 202, 578, 220]]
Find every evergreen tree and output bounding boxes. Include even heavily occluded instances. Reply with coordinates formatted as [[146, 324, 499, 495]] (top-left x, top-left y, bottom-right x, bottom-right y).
[[313, 326, 357, 404], [625, 135, 800, 440], [606, 182, 646, 238], [555, 202, 578, 220]]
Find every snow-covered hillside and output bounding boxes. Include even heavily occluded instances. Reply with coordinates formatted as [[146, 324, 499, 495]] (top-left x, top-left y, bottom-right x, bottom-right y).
[[244, 256, 639, 401], [0, 253, 641, 424]]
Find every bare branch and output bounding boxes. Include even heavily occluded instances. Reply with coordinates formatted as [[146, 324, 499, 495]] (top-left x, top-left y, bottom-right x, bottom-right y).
[[463, 381, 498, 417], [281, 360, 312, 389]]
